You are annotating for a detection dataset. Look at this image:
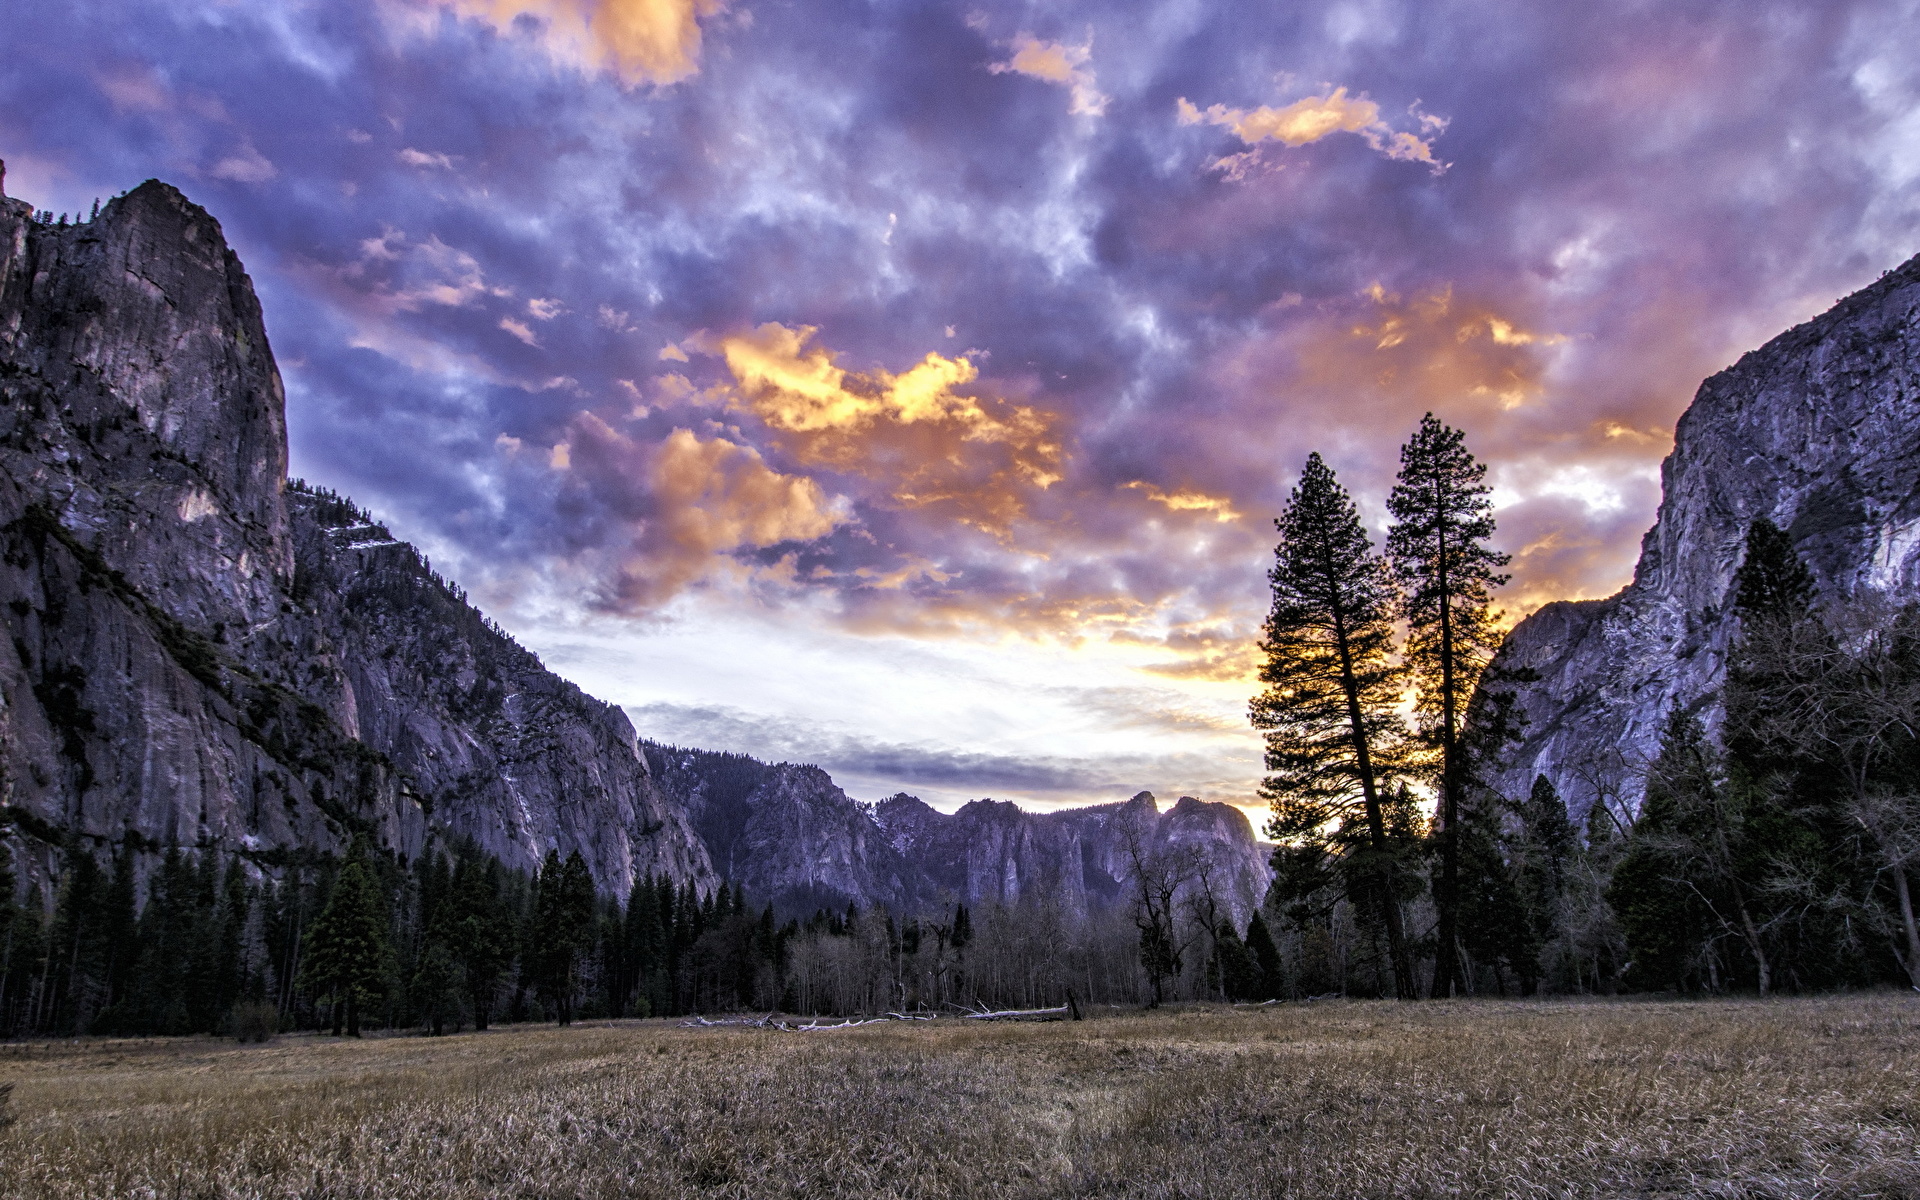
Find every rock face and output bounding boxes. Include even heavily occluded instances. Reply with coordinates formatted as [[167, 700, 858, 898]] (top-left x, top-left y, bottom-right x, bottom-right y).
[[1490, 250, 1920, 819], [647, 745, 1273, 925], [0, 178, 713, 893], [645, 747, 918, 913]]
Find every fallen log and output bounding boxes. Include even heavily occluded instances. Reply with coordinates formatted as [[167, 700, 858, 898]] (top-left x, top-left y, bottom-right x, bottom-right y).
[[683, 1010, 948, 1032], [679, 1013, 781, 1028], [960, 1005, 1069, 1021]]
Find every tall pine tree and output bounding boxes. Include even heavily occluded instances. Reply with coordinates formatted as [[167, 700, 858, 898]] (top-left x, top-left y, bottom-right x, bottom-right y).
[[1719, 518, 1847, 989], [1512, 775, 1578, 985], [529, 851, 596, 1025], [1386, 413, 1510, 998], [301, 850, 392, 1036], [1251, 452, 1416, 998], [448, 856, 515, 1029]]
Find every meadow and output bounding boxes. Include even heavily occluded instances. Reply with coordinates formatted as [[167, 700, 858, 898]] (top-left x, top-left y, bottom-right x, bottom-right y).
[[0, 995, 1916, 1199]]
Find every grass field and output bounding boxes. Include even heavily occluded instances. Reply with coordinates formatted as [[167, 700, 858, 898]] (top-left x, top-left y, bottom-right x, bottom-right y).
[[1, 995, 1916, 1199]]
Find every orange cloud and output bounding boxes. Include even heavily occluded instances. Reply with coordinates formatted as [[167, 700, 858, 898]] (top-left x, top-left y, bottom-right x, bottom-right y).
[[560, 415, 845, 609], [698, 323, 1063, 532], [1177, 88, 1441, 167], [440, 0, 725, 87], [1122, 481, 1243, 523], [1111, 624, 1264, 683], [1197, 282, 1671, 625], [989, 34, 1107, 116], [1294, 284, 1566, 416]]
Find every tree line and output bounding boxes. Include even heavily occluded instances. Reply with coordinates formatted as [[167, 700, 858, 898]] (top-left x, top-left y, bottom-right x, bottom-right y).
[[0, 836, 795, 1039], [1255, 414, 1920, 997], [0, 829, 1298, 1038]]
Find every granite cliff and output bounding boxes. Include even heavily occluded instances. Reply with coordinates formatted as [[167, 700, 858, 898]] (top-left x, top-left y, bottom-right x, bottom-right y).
[[0, 176, 713, 893], [1490, 250, 1920, 819], [647, 744, 1273, 925]]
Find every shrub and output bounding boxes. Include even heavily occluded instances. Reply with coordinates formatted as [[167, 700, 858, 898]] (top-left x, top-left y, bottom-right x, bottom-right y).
[[228, 1003, 279, 1043]]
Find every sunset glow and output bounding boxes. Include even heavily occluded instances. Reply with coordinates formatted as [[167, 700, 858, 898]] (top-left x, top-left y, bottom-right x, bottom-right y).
[[8, 0, 1916, 817]]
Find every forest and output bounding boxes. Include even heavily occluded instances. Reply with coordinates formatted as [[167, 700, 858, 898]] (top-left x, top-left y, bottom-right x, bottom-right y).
[[3, 414, 1919, 1040], [0, 835, 1260, 1038]]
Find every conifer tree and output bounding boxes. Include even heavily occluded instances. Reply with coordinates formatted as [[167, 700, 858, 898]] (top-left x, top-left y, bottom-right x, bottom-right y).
[[1244, 911, 1284, 1000], [1386, 413, 1510, 998], [445, 852, 514, 1029], [301, 852, 392, 1036], [1252, 451, 1417, 998], [413, 940, 460, 1036], [48, 847, 109, 1033], [1209, 920, 1262, 1001], [529, 851, 596, 1025], [0, 846, 15, 1031], [1454, 794, 1538, 993], [212, 857, 254, 1023], [1722, 518, 1823, 794], [1724, 521, 1920, 988], [1721, 519, 1843, 984], [624, 874, 665, 1018], [100, 850, 138, 1024], [1516, 778, 1575, 926], [1608, 706, 1777, 992], [1511, 775, 1578, 981], [4, 887, 47, 1038]]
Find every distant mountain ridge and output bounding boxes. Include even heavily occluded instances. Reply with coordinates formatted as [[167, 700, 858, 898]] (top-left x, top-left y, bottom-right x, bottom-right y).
[[645, 743, 1273, 925]]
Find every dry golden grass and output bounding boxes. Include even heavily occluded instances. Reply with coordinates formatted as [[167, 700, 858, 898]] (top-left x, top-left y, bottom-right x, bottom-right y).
[[1, 995, 1917, 1198]]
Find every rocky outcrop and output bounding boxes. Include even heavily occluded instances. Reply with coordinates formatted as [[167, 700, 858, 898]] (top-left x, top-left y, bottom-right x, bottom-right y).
[[875, 791, 1272, 928], [649, 744, 1273, 924], [1490, 250, 1920, 819], [645, 746, 917, 913], [0, 176, 713, 894]]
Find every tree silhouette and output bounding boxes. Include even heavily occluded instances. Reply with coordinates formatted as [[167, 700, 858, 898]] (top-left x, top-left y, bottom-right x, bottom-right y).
[[1386, 414, 1510, 998], [1252, 452, 1417, 997]]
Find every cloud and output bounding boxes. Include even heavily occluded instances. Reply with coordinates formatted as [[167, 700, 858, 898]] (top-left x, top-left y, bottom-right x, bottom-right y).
[[302, 227, 515, 321], [1177, 87, 1442, 167], [438, 0, 725, 87], [699, 323, 1064, 530], [499, 316, 540, 345], [554, 417, 846, 609], [397, 147, 455, 169], [18, 0, 1917, 810], [208, 142, 277, 183], [624, 701, 1257, 806], [1122, 481, 1242, 523], [989, 33, 1107, 116]]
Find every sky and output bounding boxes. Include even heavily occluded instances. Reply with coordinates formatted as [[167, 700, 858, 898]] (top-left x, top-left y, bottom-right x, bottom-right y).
[[4, 0, 1918, 821]]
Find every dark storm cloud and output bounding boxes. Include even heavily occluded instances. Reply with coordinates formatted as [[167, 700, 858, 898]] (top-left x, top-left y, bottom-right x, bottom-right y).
[[2, 0, 1916, 674]]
